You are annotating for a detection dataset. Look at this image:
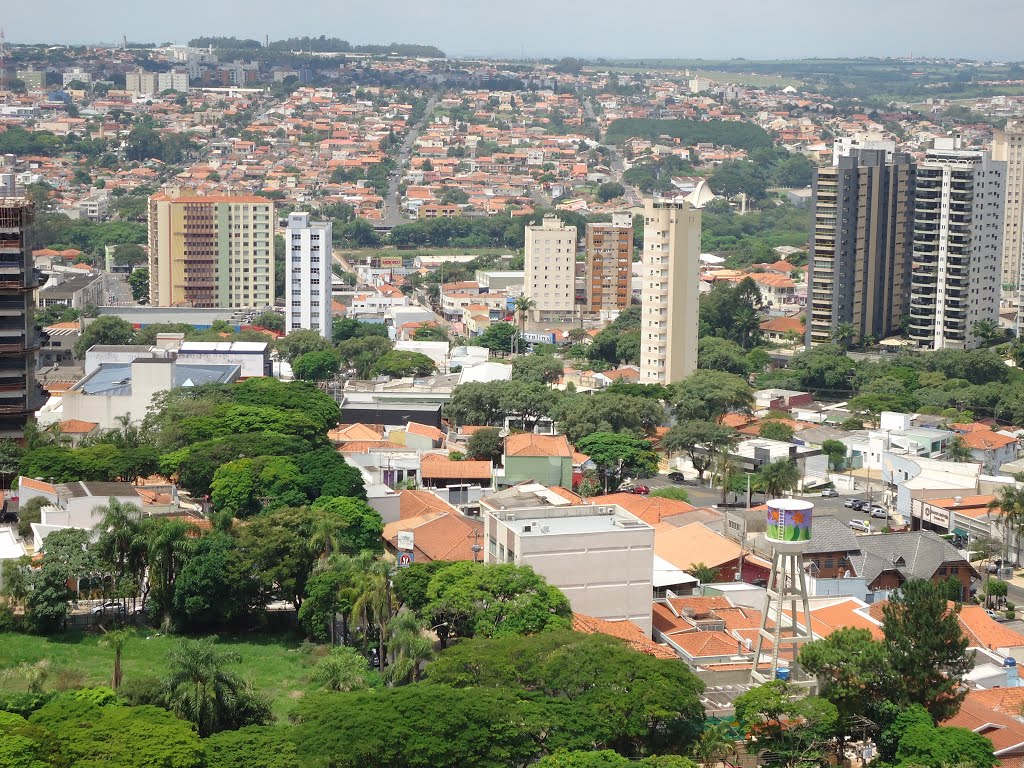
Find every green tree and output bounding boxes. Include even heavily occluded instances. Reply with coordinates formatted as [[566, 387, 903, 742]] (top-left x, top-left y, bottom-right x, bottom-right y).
[[384, 609, 434, 684], [597, 182, 625, 202], [830, 321, 858, 350], [699, 277, 765, 350], [160, 638, 271, 736], [576, 432, 660, 492], [411, 323, 449, 342], [670, 370, 753, 423], [733, 681, 838, 768], [881, 578, 973, 721], [798, 627, 891, 728], [697, 336, 752, 377], [310, 496, 384, 554], [821, 439, 847, 471], [251, 311, 285, 333], [555, 392, 666, 444], [171, 533, 261, 630], [758, 420, 794, 442], [371, 350, 436, 378], [755, 459, 800, 498], [204, 726, 301, 768], [113, 243, 148, 267], [292, 349, 341, 381], [129, 267, 150, 302], [660, 422, 739, 482], [275, 329, 332, 363], [310, 645, 372, 692], [466, 427, 503, 463], [475, 322, 519, 355], [74, 316, 135, 357], [98, 628, 135, 689], [512, 353, 564, 384], [690, 722, 737, 768], [947, 436, 975, 463], [972, 318, 1003, 347]]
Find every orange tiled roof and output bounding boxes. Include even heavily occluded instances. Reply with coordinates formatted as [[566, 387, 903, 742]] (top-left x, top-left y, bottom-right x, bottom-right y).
[[19, 477, 57, 494], [406, 422, 444, 441], [960, 430, 1018, 450], [588, 492, 695, 526], [504, 433, 571, 458], [420, 453, 493, 480], [58, 418, 98, 434], [398, 490, 459, 520], [572, 613, 678, 659], [383, 510, 483, 561]]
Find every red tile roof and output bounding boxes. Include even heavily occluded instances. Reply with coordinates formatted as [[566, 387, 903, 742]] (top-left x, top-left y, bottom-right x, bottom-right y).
[[58, 419, 98, 434], [504, 433, 572, 458], [572, 613, 678, 659], [383, 511, 483, 561], [420, 453, 493, 480]]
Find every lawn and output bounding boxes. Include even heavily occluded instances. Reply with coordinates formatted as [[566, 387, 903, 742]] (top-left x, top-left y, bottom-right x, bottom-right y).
[[0, 630, 320, 720]]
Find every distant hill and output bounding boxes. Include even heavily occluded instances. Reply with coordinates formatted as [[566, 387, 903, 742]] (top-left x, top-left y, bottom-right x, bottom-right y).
[[188, 36, 444, 58]]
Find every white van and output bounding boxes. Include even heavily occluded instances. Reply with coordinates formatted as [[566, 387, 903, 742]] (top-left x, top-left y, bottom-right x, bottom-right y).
[[848, 519, 871, 534]]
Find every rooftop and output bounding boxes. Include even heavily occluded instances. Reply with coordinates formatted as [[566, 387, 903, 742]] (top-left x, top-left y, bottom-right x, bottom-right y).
[[71, 360, 239, 396]]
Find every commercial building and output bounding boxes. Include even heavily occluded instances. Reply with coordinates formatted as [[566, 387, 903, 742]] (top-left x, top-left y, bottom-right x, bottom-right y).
[[585, 212, 633, 312], [639, 197, 700, 385], [524, 214, 577, 322], [992, 120, 1024, 289], [909, 137, 1006, 350], [807, 148, 915, 345], [0, 198, 47, 439], [148, 189, 274, 309], [285, 212, 332, 338], [481, 484, 655, 633]]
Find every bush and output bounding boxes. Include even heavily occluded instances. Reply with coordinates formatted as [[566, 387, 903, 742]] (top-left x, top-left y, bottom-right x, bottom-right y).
[[1008, 610, 1016, 620]]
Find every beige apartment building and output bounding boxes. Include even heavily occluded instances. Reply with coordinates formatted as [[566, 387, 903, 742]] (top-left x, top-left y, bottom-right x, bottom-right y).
[[524, 214, 577, 321], [585, 212, 633, 313], [639, 198, 700, 385], [993, 120, 1024, 290], [148, 189, 274, 309]]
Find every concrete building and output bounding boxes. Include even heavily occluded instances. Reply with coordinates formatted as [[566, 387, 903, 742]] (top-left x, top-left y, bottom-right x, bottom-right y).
[[991, 121, 1024, 289], [125, 69, 158, 97], [832, 134, 896, 166], [585, 212, 633, 313], [62, 356, 239, 430], [481, 485, 655, 633], [157, 70, 190, 93], [807, 149, 915, 345], [285, 212, 332, 338], [148, 188, 274, 309], [909, 137, 1006, 350], [15, 69, 45, 91], [0, 198, 48, 439], [61, 68, 92, 87], [639, 197, 701, 385], [524, 214, 577, 322]]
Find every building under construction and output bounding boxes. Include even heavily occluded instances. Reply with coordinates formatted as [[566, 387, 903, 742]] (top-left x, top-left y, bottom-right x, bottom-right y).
[[0, 198, 48, 439]]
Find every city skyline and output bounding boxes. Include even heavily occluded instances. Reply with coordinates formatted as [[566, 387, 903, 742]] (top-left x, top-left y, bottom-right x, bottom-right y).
[[6, 0, 1024, 61]]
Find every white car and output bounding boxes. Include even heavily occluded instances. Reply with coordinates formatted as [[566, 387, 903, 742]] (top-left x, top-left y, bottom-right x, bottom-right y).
[[848, 520, 871, 534], [820, 488, 839, 498], [90, 602, 125, 616]]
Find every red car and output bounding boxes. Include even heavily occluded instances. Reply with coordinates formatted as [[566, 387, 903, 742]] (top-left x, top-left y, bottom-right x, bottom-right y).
[[629, 485, 650, 495]]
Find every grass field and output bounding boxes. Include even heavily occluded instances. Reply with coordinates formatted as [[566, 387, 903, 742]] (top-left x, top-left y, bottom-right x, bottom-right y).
[[0, 630, 319, 720]]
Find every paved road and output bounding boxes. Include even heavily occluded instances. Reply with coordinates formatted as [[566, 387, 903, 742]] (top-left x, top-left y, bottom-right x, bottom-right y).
[[585, 97, 642, 207], [382, 94, 439, 227]]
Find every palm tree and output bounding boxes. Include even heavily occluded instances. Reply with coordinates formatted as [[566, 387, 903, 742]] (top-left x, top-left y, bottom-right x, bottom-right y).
[[161, 638, 247, 737], [308, 514, 344, 560], [145, 518, 198, 626], [757, 458, 801, 499], [990, 483, 1024, 562], [310, 646, 371, 692], [830, 322, 858, 350], [93, 497, 146, 597], [947, 436, 975, 463], [692, 722, 736, 768], [972, 319, 1003, 347], [350, 555, 395, 667], [99, 628, 134, 689], [513, 295, 535, 335], [384, 610, 434, 685]]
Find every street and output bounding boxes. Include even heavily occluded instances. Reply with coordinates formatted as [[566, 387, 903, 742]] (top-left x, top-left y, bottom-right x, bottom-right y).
[[381, 94, 439, 228]]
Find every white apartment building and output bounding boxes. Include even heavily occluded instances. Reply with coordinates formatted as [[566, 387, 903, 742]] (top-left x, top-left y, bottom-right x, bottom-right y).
[[62, 68, 92, 87], [909, 136, 1006, 350], [832, 133, 896, 166], [157, 70, 190, 93], [482, 486, 655, 633], [992, 120, 1024, 290], [524, 214, 577, 321], [640, 197, 701, 385], [286, 212, 333, 338]]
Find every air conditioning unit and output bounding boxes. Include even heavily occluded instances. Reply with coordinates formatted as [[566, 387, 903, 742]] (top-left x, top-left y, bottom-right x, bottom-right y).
[[505, 513, 516, 522], [541, 525, 550, 533]]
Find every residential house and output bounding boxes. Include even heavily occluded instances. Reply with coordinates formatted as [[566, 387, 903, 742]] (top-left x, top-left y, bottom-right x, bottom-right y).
[[498, 433, 573, 488]]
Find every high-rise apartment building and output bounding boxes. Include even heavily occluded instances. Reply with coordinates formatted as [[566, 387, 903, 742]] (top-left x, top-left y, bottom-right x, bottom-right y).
[[807, 148, 915, 345], [992, 120, 1024, 289], [909, 137, 1006, 350], [148, 189, 274, 309], [585, 213, 633, 313], [524, 214, 577, 321], [285, 212, 332, 338], [0, 198, 48, 439], [639, 198, 700, 385]]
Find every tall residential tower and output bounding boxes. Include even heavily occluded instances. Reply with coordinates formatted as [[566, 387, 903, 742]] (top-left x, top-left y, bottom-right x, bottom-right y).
[[0, 198, 47, 438], [639, 197, 700, 385], [909, 137, 1005, 350], [585, 212, 633, 314], [992, 120, 1024, 290], [285, 212, 333, 338], [807, 148, 915, 345], [523, 214, 577, 322], [148, 189, 274, 309]]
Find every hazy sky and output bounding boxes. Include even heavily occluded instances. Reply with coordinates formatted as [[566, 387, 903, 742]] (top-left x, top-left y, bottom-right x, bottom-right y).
[[7, 0, 1024, 61]]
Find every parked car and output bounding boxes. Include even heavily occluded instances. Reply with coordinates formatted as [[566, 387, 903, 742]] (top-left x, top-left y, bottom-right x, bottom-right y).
[[851, 500, 870, 512], [869, 506, 888, 519], [667, 472, 686, 483], [844, 498, 866, 509], [0, 510, 17, 524], [848, 519, 871, 533], [820, 488, 839, 498], [986, 609, 1009, 622], [90, 602, 125, 616], [630, 485, 651, 495]]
